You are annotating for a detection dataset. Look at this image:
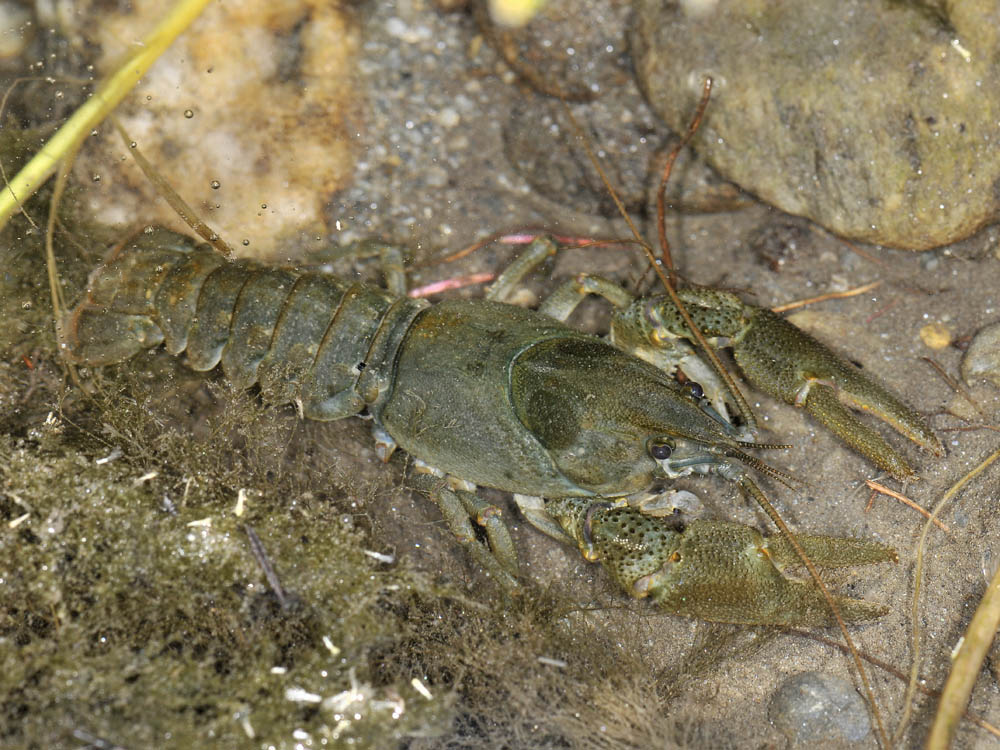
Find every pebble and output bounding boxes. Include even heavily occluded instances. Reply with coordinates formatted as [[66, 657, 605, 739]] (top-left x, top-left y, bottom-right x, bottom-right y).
[[769, 672, 871, 746], [919, 322, 951, 350], [424, 165, 450, 189], [961, 321, 1000, 388], [921, 253, 941, 272], [436, 107, 460, 129]]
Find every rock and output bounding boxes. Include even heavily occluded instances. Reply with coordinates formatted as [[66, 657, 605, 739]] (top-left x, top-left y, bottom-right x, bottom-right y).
[[769, 672, 871, 747], [632, 0, 1000, 250], [961, 321, 1000, 388], [70, 0, 361, 259]]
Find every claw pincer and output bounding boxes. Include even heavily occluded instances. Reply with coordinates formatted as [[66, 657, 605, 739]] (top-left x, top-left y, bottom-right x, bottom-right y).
[[547, 498, 896, 626], [633, 288, 943, 479]]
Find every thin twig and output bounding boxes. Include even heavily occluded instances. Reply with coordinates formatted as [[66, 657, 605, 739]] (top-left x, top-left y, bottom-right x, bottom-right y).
[[837, 237, 892, 271], [939, 424, 1000, 435], [865, 481, 950, 532], [865, 298, 901, 325], [243, 524, 290, 610], [770, 281, 882, 313], [865, 490, 878, 512]]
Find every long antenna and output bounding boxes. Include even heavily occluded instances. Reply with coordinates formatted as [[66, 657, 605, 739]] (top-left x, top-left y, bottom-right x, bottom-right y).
[[567, 80, 888, 749], [564, 79, 758, 433], [656, 79, 713, 288]]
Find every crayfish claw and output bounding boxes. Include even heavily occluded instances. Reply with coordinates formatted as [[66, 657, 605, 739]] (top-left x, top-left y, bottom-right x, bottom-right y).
[[625, 288, 941, 479], [545, 499, 894, 627]]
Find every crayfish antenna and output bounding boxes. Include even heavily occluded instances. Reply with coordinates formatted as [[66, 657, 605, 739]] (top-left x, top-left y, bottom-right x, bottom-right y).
[[728, 449, 803, 492], [739, 476, 889, 747], [736, 440, 793, 450], [564, 77, 887, 750]]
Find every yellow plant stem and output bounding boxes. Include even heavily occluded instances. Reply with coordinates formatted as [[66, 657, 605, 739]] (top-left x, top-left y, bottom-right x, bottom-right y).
[[0, 0, 215, 229], [894, 444, 1000, 745], [925, 544, 1000, 748]]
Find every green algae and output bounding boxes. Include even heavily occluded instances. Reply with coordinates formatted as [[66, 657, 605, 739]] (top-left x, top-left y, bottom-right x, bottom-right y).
[[0, 408, 452, 748]]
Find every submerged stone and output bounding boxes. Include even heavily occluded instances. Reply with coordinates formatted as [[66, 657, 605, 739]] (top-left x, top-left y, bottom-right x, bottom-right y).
[[769, 671, 871, 746], [633, 0, 1000, 250]]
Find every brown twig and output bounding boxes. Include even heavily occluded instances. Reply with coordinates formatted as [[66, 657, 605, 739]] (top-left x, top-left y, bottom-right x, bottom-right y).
[[865, 480, 950, 532], [837, 237, 892, 270], [244, 524, 290, 610], [439, 231, 511, 264], [864, 297, 901, 325], [865, 491, 877, 513], [939, 424, 1000, 435], [770, 281, 882, 313]]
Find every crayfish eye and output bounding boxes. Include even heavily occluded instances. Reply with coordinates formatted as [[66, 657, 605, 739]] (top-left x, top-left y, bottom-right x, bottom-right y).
[[687, 381, 704, 400], [648, 439, 674, 461]]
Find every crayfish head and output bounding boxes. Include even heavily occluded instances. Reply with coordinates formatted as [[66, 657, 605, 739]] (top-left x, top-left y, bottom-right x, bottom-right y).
[[511, 335, 753, 496], [646, 434, 799, 490], [646, 435, 746, 482]]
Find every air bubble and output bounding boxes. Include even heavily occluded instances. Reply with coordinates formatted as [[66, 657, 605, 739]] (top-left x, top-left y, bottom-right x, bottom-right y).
[[242, 239, 250, 246], [210, 180, 221, 189], [184, 109, 194, 119]]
